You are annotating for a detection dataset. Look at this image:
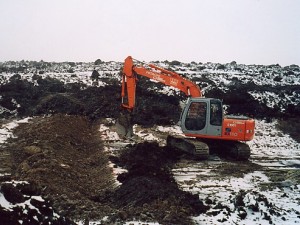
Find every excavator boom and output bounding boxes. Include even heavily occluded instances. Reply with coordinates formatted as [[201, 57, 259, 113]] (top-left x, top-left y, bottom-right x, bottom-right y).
[[121, 56, 201, 110]]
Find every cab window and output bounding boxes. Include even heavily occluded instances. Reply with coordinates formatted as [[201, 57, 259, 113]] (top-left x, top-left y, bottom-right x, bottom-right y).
[[185, 102, 207, 130], [210, 100, 222, 126]]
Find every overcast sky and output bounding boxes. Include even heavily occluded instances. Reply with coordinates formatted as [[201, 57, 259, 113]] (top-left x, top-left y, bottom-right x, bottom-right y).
[[0, 0, 299, 65]]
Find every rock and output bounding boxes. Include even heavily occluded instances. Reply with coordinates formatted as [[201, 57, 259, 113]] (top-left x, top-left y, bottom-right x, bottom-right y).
[[237, 207, 247, 219], [0, 205, 19, 225], [118, 210, 128, 220], [205, 198, 213, 205], [24, 145, 42, 155], [1, 183, 25, 204], [280, 180, 293, 188], [18, 161, 31, 173], [249, 202, 259, 212], [60, 163, 71, 169], [235, 190, 246, 207], [16, 182, 41, 196]]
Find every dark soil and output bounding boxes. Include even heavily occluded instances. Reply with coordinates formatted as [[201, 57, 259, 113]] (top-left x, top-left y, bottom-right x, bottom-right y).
[[5, 114, 115, 220], [0, 76, 181, 125], [277, 117, 300, 143], [2, 115, 208, 225], [106, 142, 209, 224]]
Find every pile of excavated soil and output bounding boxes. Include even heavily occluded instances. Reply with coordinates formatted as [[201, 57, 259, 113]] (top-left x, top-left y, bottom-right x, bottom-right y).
[[5, 114, 116, 221], [106, 142, 209, 224], [0, 77, 181, 125]]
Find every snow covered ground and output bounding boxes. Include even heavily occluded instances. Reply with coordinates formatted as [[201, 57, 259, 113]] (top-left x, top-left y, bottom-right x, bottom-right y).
[[1, 60, 299, 105], [172, 119, 300, 225], [0, 118, 32, 177], [0, 117, 31, 145], [98, 118, 300, 225], [249, 120, 300, 162]]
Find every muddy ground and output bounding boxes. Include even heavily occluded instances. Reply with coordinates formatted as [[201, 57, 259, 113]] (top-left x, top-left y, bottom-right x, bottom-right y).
[[1, 114, 209, 225], [1, 76, 300, 224]]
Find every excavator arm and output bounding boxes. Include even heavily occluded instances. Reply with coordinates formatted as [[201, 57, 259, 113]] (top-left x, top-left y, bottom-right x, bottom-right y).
[[121, 56, 202, 111]]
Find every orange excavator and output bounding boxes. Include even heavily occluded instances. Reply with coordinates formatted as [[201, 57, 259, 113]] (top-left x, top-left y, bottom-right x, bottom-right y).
[[120, 56, 255, 160]]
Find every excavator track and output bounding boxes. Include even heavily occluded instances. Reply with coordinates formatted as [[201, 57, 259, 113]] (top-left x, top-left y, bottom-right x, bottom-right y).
[[167, 136, 251, 161], [223, 141, 251, 160], [203, 139, 251, 161], [166, 135, 209, 159]]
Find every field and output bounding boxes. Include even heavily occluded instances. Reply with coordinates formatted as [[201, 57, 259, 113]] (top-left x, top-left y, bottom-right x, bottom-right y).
[[0, 60, 300, 224]]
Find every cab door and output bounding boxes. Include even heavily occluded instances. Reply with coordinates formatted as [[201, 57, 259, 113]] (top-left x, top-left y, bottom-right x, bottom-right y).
[[180, 98, 223, 137], [207, 99, 222, 137], [180, 98, 208, 135]]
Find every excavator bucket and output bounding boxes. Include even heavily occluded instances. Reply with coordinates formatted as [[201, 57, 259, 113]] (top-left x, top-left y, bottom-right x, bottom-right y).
[[115, 111, 133, 139]]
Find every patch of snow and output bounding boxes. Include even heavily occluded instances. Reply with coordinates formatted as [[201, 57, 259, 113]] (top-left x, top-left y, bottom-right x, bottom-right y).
[[108, 162, 127, 187], [189, 170, 300, 224], [0, 118, 32, 144], [99, 124, 120, 141], [5, 180, 29, 186], [124, 222, 160, 225], [148, 86, 180, 96], [0, 192, 12, 210], [136, 132, 160, 142], [156, 125, 183, 136], [0, 181, 51, 219], [248, 119, 300, 161], [133, 125, 160, 142]]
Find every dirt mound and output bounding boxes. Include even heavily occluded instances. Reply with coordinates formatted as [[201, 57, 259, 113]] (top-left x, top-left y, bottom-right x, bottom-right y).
[[0, 77, 122, 121], [106, 142, 209, 224], [132, 78, 183, 126], [34, 93, 85, 115], [5, 114, 116, 220]]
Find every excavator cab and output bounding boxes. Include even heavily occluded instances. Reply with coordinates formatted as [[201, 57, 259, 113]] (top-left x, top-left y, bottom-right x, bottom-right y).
[[180, 97, 255, 143], [180, 98, 223, 137]]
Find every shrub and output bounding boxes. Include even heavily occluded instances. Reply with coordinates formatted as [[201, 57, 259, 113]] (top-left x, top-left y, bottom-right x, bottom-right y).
[[217, 64, 226, 70], [94, 59, 103, 65], [67, 68, 74, 73], [170, 60, 181, 66], [274, 76, 282, 82]]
